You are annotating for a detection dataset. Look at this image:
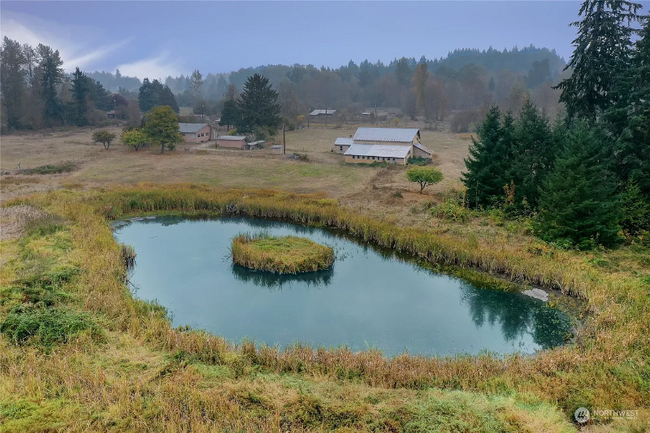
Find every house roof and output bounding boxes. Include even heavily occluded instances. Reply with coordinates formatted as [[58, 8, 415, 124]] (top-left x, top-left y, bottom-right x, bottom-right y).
[[335, 137, 354, 146], [217, 135, 246, 140], [179, 123, 210, 133], [344, 144, 411, 159], [413, 142, 433, 155], [353, 127, 420, 143], [309, 109, 336, 116]]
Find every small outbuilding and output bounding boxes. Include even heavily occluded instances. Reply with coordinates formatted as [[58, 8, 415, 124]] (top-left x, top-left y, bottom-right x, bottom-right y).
[[180, 123, 213, 143], [217, 135, 247, 149], [334, 137, 354, 154], [245, 140, 265, 150], [412, 142, 433, 159], [309, 109, 337, 116], [271, 145, 284, 154]]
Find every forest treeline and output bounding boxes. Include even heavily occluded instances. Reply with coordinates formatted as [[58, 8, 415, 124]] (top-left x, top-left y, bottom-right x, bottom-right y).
[[1, 41, 566, 132], [103, 46, 567, 128], [462, 1, 649, 248]]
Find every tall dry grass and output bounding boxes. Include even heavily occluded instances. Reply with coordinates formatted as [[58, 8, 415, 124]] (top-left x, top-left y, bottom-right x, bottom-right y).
[[1, 184, 648, 431]]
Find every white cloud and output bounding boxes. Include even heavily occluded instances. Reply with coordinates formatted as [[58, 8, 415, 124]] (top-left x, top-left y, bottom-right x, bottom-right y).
[[0, 11, 130, 72], [116, 53, 184, 81]]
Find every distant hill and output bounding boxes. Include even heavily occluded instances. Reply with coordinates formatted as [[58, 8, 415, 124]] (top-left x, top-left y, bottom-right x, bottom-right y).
[[87, 45, 566, 96]]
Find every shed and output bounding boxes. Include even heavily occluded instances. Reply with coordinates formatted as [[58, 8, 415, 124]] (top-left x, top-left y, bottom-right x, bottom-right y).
[[217, 135, 247, 149], [245, 140, 265, 150], [412, 142, 433, 159], [180, 123, 213, 143], [309, 109, 337, 116], [334, 137, 354, 154], [271, 145, 284, 154]]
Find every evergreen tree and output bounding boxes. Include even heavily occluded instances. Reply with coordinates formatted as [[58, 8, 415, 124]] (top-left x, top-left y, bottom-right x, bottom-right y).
[[604, 14, 650, 199], [462, 106, 516, 208], [138, 78, 156, 113], [508, 99, 555, 208], [235, 74, 281, 134], [535, 122, 621, 249], [0, 37, 28, 130], [37, 44, 64, 125], [159, 85, 179, 113], [555, 0, 642, 121], [71, 67, 89, 125], [219, 100, 239, 131]]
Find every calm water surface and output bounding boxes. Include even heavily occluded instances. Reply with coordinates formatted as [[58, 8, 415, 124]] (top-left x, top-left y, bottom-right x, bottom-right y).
[[113, 217, 570, 357]]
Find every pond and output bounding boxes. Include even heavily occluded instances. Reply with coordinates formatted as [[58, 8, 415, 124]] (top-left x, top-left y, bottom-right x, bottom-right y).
[[113, 217, 571, 357]]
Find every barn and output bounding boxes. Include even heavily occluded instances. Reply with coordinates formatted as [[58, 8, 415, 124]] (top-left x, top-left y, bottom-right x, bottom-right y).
[[335, 127, 432, 164]]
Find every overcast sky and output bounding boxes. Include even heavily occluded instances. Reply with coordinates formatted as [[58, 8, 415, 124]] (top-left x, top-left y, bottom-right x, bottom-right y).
[[1, 1, 648, 79]]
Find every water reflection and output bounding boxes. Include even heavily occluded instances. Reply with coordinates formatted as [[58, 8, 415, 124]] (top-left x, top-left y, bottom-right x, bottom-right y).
[[459, 282, 570, 349], [231, 264, 334, 290]]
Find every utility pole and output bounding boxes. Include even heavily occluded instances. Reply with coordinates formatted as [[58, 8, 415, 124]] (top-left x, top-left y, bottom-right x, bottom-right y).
[[307, 108, 310, 129], [201, 103, 204, 121], [325, 100, 328, 127]]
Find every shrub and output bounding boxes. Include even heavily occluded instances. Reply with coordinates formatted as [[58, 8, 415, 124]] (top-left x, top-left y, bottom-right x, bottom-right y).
[[92, 129, 117, 150], [407, 156, 431, 166], [431, 199, 471, 223], [19, 162, 77, 175], [0, 305, 101, 349]]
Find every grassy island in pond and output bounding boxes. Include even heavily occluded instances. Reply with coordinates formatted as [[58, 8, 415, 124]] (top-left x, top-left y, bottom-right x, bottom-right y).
[[232, 233, 334, 274]]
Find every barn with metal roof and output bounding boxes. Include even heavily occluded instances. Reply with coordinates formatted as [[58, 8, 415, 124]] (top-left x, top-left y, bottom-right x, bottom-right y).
[[343, 144, 411, 165], [353, 127, 420, 144]]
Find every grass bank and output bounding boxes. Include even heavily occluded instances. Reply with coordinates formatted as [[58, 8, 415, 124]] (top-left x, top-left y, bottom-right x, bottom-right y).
[[1, 184, 648, 431], [231, 233, 334, 274]]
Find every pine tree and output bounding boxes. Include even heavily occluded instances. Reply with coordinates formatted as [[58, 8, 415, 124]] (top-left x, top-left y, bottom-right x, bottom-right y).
[[555, 0, 642, 121], [462, 106, 516, 208], [508, 99, 555, 208], [535, 122, 621, 249], [71, 67, 89, 125], [235, 74, 281, 134]]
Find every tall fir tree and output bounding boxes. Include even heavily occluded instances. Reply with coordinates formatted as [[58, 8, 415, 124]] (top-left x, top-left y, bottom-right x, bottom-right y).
[[605, 14, 650, 200], [535, 122, 621, 249], [0, 37, 28, 130], [71, 67, 89, 126], [37, 44, 64, 126], [138, 78, 156, 113], [462, 106, 516, 208], [235, 74, 281, 134], [555, 0, 642, 121], [508, 99, 555, 208]]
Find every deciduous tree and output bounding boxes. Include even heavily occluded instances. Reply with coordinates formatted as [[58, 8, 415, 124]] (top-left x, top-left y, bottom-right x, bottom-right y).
[[143, 105, 183, 154], [92, 130, 117, 150], [407, 166, 444, 194]]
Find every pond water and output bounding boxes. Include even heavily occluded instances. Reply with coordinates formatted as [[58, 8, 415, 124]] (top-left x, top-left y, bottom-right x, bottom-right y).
[[113, 217, 571, 357]]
